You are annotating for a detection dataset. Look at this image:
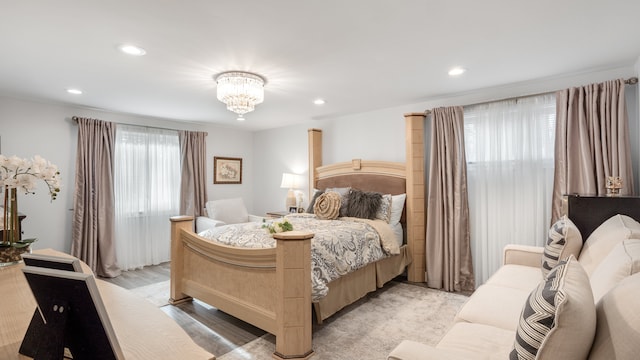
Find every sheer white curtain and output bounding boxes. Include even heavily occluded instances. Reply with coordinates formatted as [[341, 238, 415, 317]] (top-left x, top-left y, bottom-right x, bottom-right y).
[[114, 125, 180, 270], [464, 94, 556, 285]]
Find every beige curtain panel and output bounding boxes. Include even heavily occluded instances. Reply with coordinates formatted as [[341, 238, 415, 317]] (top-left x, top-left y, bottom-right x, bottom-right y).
[[551, 79, 634, 223], [425, 106, 475, 292], [71, 117, 120, 277], [179, 130, 208, 221]]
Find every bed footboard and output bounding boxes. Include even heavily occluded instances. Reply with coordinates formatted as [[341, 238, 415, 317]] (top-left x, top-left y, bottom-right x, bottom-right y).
[[169, 216, 314, 360]]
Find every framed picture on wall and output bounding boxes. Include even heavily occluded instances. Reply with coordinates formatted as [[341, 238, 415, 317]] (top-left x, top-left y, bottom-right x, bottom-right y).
[[214, 156, 242, 184]]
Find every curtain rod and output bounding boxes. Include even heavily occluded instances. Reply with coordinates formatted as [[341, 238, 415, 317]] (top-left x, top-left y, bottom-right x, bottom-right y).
[[71, 116, 208, 136], [423, 76, 639, 116]]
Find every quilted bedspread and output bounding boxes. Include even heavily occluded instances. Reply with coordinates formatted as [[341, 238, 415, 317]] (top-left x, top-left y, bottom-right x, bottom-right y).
[[198, 213, 397, 301]]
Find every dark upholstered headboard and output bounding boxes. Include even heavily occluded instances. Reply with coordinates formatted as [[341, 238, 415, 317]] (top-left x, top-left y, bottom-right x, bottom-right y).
[[567, 195, 640, 240]]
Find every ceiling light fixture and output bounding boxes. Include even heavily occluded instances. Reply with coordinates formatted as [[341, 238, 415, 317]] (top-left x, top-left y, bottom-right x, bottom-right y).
[[215, 71, 265, 121], [66, 88, 82, 95], [119, 44, 146, 56], [448, 67, 466, 76], [313, 98, 326, 105]]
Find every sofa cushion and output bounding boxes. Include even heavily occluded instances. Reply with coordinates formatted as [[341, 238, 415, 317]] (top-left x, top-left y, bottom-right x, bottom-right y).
[[437, 322, 514, 359], [485, 264, 542, 292], [588, 272, 640, 360], [578, 214, 640, 276], [541, 216, 582, 277], [510, 256, 596, 360], [205, 198, 249, 225], [589, 238, 640, 303], [454, 284, 532, 331]]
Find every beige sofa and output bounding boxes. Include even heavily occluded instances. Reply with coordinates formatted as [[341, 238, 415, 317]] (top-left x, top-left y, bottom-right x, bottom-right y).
[[388, 214, 640, 360]]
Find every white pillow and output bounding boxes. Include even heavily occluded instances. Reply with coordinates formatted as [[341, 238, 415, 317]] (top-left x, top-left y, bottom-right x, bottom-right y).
[[389, 193, 406, 226], [589, 239, 640, 303], [205, 198, 249, 225], [579, 214, 640, 276]]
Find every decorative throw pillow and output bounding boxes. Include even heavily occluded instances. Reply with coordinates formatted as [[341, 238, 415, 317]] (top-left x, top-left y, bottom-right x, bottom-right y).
[[375, 194, 392, 223], [578, 214, 640, 276], [313, 191, 341, 220], [511, 256, 596, 360], [325, 187, 351, 217], [343, 189, 383, 220], [589, 239, 640, 303], [541, 216, 582, 277], [306, 189, 324, 213]]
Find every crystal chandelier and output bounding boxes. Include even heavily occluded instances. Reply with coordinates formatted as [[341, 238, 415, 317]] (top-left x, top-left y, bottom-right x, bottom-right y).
[[215, 71, 265, 120]]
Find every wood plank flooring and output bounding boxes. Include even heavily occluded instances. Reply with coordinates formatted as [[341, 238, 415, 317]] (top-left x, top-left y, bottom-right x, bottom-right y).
[[100, 262, 266, 357]]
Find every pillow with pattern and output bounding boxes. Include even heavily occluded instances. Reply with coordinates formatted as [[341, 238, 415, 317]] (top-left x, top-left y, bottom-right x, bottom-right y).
[[375, 194, 392, 223], [541, 216, 582, 277], [511, 256, 596, 360]]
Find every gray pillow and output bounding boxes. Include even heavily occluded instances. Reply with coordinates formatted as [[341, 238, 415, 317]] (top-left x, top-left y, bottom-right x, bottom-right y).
[[306, 189, 324, 213], [343, 189, 383, 220]]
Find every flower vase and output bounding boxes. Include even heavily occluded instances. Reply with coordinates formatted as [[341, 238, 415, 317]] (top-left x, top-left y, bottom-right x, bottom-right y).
[[0, 187, 32, 266]]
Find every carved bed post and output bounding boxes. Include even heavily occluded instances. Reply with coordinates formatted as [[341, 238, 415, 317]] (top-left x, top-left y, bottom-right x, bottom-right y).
[[273, 231, 315, 360], [404, 113, 427, 282], [169, 216, 193, 304], [308, 128, 322, 194]]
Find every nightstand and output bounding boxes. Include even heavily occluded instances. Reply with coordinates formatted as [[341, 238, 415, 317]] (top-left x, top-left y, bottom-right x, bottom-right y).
[[265, 211, 290, 218]]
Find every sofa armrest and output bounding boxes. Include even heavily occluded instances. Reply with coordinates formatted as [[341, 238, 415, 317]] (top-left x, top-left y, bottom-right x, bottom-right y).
[[388, 340, 483, 360], [502, 244, 544, 267], [195, 216, 226, 233], [248, 214, 267, 223]]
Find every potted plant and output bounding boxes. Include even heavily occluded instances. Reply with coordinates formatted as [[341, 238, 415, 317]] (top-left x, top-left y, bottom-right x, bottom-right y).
[[0, 155, 60, 264]]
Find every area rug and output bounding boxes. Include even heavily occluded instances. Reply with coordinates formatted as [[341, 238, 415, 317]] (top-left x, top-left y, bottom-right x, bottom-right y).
[[129, 280, 171, 307], [218, 282, 469, 360]]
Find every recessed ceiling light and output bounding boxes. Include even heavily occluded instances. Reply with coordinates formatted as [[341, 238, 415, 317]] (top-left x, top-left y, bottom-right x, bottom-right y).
[[448, 67, 466, 76], [313, 98, 326, 105], [119, 44, 146, 56], [66, 88, 82, 95]]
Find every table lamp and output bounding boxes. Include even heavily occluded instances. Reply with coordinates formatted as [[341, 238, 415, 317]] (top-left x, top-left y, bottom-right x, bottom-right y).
[[280, 173, 304, 210]]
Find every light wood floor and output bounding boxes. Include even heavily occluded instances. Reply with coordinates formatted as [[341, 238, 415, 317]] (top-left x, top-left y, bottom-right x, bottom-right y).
[[101, 262, 267, 357]]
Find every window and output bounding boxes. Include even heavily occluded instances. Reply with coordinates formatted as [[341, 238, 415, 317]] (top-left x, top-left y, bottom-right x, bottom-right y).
[[464, 94, 556, 285], [114, 125, 180, 270]]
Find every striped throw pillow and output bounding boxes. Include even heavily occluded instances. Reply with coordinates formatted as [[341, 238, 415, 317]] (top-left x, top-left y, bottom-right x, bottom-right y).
[[541, 217, 582, 277], [511, 256, 596, 360]]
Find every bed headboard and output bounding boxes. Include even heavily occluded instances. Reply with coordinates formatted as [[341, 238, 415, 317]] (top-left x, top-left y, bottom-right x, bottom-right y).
[[314, 159, 407, 224], [315, 160, 406, 195], [567, 195, 640, 240]]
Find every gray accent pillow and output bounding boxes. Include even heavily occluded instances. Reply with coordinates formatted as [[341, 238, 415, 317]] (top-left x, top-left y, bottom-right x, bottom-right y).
[[343, 189, 383, 220], [306, 189, 324, 213], [541, 217, 582, 277]]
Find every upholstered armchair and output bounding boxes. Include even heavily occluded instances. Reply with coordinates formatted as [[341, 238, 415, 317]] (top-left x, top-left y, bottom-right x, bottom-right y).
[[195, 197, 265, 233]]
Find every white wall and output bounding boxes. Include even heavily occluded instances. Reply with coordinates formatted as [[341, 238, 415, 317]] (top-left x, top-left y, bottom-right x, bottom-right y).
[[0, 96, 254, 253]]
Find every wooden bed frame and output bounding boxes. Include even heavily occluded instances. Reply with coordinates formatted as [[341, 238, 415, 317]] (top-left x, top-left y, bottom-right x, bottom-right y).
[[169, 160, 411, 359]]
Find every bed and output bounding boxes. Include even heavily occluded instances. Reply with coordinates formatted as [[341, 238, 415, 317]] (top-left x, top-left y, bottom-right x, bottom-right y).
[[170, 161, 414, 359]]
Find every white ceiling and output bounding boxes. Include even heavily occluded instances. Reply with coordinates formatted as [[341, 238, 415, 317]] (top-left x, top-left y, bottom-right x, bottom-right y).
[[1, 1, 639, 131]]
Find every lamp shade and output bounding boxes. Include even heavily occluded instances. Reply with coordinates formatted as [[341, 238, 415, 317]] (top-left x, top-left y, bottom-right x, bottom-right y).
[[280, 173, 304, 189]]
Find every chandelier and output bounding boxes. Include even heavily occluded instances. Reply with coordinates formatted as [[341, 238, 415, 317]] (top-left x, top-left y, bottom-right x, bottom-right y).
[[215, 71, 265, 120]]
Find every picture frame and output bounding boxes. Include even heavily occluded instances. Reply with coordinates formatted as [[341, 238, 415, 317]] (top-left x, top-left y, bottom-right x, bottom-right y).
[[288, 206, 298, 214], [213, 156, 242, 184]]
